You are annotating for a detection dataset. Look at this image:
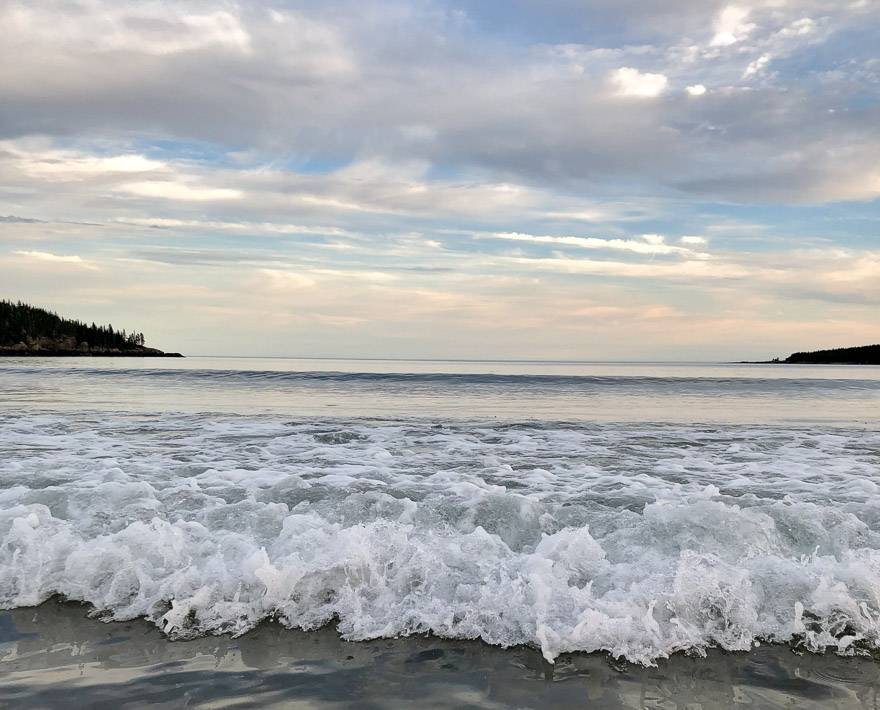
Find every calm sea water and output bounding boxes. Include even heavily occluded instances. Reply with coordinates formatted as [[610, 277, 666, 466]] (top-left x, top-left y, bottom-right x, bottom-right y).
[[1, 357, 879, 667], [1, 356, 878, 422]]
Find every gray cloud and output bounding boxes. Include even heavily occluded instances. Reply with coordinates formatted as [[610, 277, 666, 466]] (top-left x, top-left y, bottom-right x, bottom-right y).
[[0, 1, 878, 204], [0, 215, 45, 223]]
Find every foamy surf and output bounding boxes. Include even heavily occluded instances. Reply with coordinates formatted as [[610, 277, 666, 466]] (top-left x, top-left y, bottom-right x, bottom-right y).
[[1, 413, 879, 665]]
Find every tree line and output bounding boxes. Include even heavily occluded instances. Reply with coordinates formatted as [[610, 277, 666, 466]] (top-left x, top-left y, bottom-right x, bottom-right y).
[[0, 300, 148, 350]]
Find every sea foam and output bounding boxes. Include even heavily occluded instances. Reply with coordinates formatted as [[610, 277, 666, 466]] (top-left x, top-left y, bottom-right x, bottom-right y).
[[1, 413, 879, 665]]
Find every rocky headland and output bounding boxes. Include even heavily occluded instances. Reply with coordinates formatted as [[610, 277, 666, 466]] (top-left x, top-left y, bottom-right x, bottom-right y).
[[0, 300, 183, 357]]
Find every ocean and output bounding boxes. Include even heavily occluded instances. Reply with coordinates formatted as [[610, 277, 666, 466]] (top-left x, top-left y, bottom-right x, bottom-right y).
[[1, 357, 879, 707]]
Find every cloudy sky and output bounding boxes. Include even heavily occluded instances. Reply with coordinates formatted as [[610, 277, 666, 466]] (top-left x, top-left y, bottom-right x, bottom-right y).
[[1, 0, 878, 359]]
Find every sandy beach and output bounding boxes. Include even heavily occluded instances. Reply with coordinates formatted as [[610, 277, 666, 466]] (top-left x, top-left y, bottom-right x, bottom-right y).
[[2, 599, 879, 709]]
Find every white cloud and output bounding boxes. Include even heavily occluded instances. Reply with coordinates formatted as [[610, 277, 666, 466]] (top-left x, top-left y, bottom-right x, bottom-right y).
[[680, 235, 708, 245], [779, 18, 816, 38], [14, 250, 97, 269], [743, 53, 772, 78], [711, 6, 756, 47], [486, 232, 704, 257], [686, 84, 707, 96], [542, 209, 608, 222], [5, 4, 251, 56], [610, 67, 668, 98], [2, 142, 165, 181], [118, 181, 243, 201], [503, 255, 750, 280]]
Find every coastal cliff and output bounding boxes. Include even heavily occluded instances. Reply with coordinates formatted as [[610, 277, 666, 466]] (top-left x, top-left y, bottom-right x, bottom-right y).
[[0, 300, 182, 357]]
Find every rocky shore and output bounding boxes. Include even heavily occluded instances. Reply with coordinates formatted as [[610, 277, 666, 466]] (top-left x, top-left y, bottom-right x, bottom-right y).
[[0, 337, 182, 357]]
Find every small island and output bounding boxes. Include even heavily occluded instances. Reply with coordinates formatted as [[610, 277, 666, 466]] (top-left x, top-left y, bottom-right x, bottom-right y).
[[0, 300, 182, 357], [759, 344, 880, 365]]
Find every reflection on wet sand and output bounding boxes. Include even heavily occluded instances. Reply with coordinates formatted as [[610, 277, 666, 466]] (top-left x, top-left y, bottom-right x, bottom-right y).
[[1, 600, 879, 709]]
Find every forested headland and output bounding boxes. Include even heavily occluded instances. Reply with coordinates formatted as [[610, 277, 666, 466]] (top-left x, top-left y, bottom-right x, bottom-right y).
[[751, 344, 880, 365], [779, 344, 880, 365], [0, 300, 182, 356]]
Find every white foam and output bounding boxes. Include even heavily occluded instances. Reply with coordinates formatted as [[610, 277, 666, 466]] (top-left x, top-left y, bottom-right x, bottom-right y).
[[1, 413, 880, 665]]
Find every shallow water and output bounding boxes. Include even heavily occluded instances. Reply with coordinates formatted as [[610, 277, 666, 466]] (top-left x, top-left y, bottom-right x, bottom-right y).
[[1, 358, 879, 684]]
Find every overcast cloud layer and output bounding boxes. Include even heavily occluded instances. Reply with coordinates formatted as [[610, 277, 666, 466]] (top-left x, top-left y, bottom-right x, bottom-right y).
[[1, 0, 878, 358]]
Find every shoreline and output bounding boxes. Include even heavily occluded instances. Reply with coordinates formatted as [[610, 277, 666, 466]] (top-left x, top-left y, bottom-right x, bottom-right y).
[[0, 350, 183, 357], [738, 361, 880, 366], [2, 599, 879, 708]]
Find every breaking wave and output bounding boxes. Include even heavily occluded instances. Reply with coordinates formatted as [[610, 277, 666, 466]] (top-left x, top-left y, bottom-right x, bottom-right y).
[[2, 413, 880, 665]]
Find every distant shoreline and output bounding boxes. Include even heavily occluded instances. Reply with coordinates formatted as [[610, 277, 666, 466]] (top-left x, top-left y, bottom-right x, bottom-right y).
[[0, 347, 183, 357], [739, 361, 877, 365], [744, 343, 880, 366]]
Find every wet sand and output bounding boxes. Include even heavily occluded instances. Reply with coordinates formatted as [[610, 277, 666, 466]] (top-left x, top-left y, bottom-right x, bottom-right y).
[[1, 600, 879, 709]]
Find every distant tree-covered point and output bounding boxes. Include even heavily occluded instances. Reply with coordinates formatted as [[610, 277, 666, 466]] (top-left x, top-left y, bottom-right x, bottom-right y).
[[0, 300, 182, 357], [780, 344, 880, 365]]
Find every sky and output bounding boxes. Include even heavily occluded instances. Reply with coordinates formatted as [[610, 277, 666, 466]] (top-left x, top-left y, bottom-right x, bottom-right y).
[[1, 0, 878, 360]]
